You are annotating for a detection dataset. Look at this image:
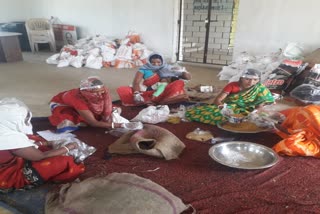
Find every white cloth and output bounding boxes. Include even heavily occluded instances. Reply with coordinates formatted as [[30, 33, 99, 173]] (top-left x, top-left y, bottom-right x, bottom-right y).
[[0, 98, 35, 150]]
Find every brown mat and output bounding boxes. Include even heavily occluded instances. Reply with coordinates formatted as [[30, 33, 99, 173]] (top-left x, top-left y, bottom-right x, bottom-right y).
[[32, 103, 320, 213]]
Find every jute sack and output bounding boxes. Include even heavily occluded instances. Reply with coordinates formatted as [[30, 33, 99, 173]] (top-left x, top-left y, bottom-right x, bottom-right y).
[[108, 124, 185, 160], [45, 173, 193, 214]]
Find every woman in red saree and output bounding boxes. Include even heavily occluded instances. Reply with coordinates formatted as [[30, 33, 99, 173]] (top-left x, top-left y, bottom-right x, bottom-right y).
[[49, 76, 124, 133], [0, 98, 84, 192], [117, 53, 191, 106]]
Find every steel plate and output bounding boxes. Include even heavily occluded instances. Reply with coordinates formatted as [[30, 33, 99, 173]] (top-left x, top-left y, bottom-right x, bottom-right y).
[[209, 141, 279, 169]]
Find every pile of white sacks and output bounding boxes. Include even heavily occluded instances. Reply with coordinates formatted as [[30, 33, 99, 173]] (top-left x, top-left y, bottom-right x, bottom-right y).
[[46, 32, 153, 69], [218, 43, 304, 83]]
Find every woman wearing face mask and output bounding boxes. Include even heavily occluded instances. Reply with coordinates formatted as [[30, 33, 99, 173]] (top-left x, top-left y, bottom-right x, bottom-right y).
[[186, 69, 275, 125], [117, 53, 191, 106], [0, 98, 84, 192], [49, 76, 124, 133]]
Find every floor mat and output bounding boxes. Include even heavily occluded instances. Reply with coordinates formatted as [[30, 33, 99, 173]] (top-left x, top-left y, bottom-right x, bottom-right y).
[[1, 103, 320, 213]]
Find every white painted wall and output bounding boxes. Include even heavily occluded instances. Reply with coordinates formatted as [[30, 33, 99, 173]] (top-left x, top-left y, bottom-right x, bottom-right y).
[[25, 0, 179, 61], [234, 0, 320, 59], [2, 0, 320, 63], [0, 0, 29, 22]]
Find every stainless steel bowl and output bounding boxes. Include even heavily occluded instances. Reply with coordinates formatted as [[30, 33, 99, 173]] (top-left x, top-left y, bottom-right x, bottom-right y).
[[208, 141, 279, 169]]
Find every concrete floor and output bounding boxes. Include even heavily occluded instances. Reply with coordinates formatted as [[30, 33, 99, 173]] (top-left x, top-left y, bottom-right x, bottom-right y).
[[0, 51, 295, 117], [0, 52, 227, 116]]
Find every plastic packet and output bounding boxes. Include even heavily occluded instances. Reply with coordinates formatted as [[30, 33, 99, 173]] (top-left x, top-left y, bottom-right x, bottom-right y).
[[220, 104, 246, 123], [220, 103, 233, 117], [133, 92, 144, 103], [186, 128, 213, 142], [108, 122, 143, 137], [290, 84, 320, 104], [112, 107, 129, 123], [211, 137, 235, 144], [51, 137, 96, 163], [283, 43, 304, 60], [131, 105, 170, 124], [168, 105, 188, 124], [304, 64, 320, 87], [247, 106, 285, 128], [123, 121, 143, 130], [260, 105, 286, 122], [200, 86, 214, 93], [178, 105, 189, 122]]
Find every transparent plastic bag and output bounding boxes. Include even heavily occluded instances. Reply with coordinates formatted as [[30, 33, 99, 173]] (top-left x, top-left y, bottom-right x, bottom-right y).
[[46, 53, 60, 64], [112, 107, 129, 123], [133, 92, 144, 103], [283, 43, 304, 60], [220, 104, 245, 123], [211, 137, 235, 144], [131, 105, 170, 124], [177, 105, 186, 120], [108, 121, 144, 137], [220, 103, 233, 117], [123, 121, 143, 130], [247, 106, 286, 128]]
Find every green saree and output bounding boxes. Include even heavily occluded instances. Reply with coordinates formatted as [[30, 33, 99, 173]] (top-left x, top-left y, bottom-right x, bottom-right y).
[[185, 83, 275, 125]]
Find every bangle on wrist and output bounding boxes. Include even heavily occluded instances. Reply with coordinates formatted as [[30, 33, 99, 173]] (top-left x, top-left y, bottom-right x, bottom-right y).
[[62, 146, 70, 153], [111, 122, 115, 129], [38, 141, 43, 146]]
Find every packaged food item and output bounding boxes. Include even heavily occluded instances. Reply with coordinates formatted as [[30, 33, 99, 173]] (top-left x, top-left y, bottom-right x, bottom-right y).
[[200, 86, 214, 93], [263, 59, 308, 94], [186, 128, 213, 142]]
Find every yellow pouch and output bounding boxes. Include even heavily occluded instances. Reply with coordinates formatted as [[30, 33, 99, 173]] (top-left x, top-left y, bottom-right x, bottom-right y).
[[167, 116, 181, 124]]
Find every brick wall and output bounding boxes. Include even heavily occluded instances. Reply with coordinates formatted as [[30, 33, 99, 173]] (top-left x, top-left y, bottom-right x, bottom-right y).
[[179, 0, 235, 65]]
